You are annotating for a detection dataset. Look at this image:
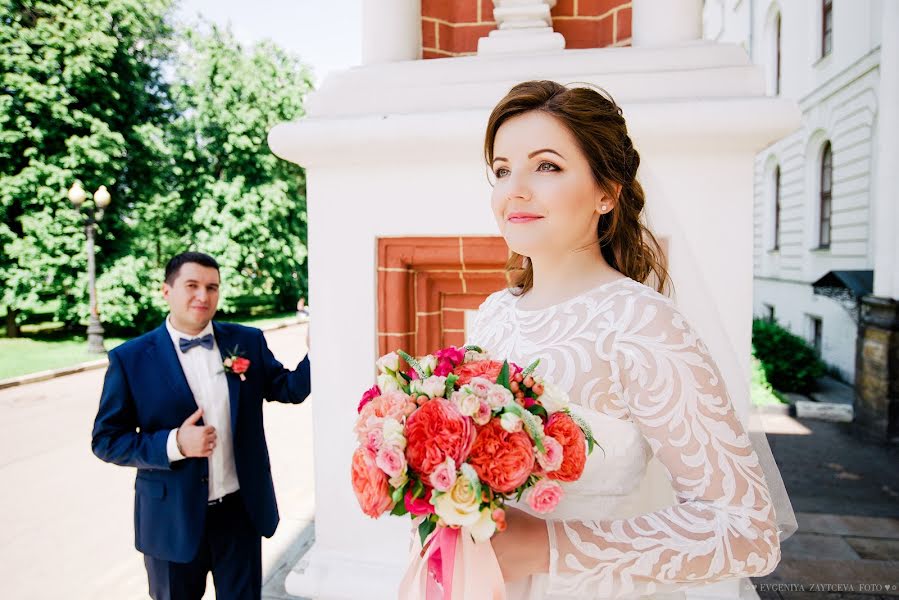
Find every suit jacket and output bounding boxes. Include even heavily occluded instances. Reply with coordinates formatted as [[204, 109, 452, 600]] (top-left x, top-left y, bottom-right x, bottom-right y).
[[91, 320, 311, 563]]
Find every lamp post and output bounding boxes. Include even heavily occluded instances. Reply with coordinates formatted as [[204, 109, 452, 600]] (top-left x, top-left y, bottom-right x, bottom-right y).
[[67, 182, 111, 354]]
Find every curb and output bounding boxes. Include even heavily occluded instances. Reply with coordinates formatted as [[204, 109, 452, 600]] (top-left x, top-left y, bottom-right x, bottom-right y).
[[0, 317, 308, 391]]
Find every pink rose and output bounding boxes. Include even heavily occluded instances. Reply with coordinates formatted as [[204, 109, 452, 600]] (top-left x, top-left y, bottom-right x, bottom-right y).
[[358, 385, 381, 413], [527, 478, 564, 514], [536, 436, 564, 472], [486, 386, 513, 410], [436, 346, 465, 366], [404, 487, 435, 516], [469, 377, 492, 398], [364, 428, 384, 454], [429, 457, 458, 492], [376, 445, 407, 478], [473, 399, 492, 426]]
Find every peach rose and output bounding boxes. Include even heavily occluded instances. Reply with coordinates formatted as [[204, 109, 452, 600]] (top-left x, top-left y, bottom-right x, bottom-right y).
[[544, 413, 588, 482], [452, 360, 505, 386], [527, 478, 564, 514], [351, 447, 393, 518], [405, 398, 476, 479], [467, 418, 535, 493]]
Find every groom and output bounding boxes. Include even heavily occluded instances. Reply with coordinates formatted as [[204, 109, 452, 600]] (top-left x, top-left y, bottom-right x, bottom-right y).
[[91, 251, 311, 600]]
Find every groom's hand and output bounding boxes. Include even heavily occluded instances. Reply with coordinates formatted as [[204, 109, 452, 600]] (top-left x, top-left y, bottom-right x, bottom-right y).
[[176, 408, 217, 458]]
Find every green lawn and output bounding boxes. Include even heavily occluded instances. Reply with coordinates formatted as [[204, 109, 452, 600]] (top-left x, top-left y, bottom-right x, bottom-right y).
[[0, 312, 300, 380]]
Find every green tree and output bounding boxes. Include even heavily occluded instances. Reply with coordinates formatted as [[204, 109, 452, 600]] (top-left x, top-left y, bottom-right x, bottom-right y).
[[0, 0, 175, 335], [167, 25, 312, 315]]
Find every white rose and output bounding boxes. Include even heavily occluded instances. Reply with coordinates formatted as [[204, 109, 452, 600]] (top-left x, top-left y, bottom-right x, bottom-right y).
[[377, 372, 400, 393], [432, 476, 481, 527], [540, 381, 570, 414], [419, 355, 437, 375], [451, 390, 480, 417], [420, 375, 448, 399], [376, 352, 400, 374], [464, 350, 489, 363], [382, 418, 406, 450], [500, 412, 523, 433], [469, 508, 497, 543], [389, 472, 408, 489]]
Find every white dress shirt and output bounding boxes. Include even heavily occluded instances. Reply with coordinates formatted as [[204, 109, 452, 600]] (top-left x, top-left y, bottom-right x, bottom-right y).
[[165, 317, 240, 501]]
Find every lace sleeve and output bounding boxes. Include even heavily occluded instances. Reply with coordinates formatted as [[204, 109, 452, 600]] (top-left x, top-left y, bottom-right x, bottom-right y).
[[464, 290, 504, 349], [545, 297, 782, 598]]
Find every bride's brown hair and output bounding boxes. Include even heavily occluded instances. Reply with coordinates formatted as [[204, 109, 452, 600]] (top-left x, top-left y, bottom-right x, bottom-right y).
[[484, 80, 671, 295]]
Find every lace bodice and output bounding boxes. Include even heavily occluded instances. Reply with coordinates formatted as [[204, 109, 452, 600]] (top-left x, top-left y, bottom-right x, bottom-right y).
[[466, 277, 782, 599]]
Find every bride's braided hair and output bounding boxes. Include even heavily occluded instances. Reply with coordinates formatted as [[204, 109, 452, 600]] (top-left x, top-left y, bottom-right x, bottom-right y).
[[484, 80, 671, 296]]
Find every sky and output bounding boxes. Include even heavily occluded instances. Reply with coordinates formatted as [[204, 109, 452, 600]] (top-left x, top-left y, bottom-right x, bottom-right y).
[[174, 0, 363, 85]]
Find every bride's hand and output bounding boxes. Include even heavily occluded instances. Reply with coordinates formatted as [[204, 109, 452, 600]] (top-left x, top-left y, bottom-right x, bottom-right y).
[[490, 507, 550, 582]]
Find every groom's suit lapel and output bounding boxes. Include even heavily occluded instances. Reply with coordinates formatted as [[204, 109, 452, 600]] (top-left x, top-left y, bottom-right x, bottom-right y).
[[212, 321, 241, 433], [148, 323, 196, 413]]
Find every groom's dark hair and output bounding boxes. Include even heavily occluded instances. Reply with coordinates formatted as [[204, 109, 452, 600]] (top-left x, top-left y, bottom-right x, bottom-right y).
[[164, 251, 220, 284]]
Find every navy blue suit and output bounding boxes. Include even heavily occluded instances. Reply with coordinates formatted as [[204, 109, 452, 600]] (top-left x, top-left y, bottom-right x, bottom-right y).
[[91, 320, 310, 583]]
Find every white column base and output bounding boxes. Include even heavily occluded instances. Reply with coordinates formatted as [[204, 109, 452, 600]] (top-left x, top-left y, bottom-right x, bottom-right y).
[[478, 27, 565, 55], [284, 542, 406, 600]]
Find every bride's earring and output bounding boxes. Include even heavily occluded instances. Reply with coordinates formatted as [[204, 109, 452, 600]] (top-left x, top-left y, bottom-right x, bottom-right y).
[[600, 204, 608, 212]]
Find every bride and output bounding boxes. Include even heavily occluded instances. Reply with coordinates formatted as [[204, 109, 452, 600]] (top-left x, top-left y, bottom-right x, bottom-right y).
[[466, 80, 796, 599]]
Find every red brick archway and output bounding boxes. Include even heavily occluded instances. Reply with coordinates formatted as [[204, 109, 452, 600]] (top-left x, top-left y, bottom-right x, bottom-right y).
[[377, 237, 510, 357]]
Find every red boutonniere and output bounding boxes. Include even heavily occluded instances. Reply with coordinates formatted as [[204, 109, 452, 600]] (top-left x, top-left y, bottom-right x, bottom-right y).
[[223, 346, 250, 381]]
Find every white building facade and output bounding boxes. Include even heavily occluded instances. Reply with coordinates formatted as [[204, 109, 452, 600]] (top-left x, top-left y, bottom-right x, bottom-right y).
[[704, 0, 893, 385]]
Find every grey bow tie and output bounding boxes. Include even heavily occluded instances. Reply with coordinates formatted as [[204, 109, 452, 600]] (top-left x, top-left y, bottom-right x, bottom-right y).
[[179, 333, 214, 353]]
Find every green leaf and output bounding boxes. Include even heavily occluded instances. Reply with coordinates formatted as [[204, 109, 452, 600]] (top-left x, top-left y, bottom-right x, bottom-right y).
[[391, 501, 409, 516], [418, 517, 437, 546], [412, 479, 425, 499], [521, 359, 540, 378], [391, 483, 406, 504], [463, 345, 483, 353], [527, 404, 548, 421], [398, 349, 426, 379], [497, 360, 511, 389], [444, 373, 459, 397]]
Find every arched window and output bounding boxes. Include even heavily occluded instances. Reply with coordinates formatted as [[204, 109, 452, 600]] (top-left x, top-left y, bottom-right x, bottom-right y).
[[774, 13, 782, 94], [773, 166, 781, 251], [822, 0, 833, 57], [819, 142, 832, 248]]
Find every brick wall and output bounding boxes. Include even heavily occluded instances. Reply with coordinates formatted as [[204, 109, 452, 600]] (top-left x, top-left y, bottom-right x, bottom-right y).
[[377, 237, 510, 356], [421, 0, 632, 58], [551, 0, 632, 48], [421, 0, 496, 58]]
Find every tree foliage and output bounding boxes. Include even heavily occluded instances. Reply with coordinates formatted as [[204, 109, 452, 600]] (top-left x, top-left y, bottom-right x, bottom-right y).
[[1, 2, 312, 334]]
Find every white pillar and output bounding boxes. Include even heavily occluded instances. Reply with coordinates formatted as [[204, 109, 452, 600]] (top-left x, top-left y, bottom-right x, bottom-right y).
[[632, 0, 703, 47], [478, 0, 565, 55], [872, 0, 899, 300], [362, 0, 421, 64]]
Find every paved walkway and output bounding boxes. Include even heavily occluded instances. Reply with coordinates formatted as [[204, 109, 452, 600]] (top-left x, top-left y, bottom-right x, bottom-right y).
[[751, 408, 899, 599], [0, 324, 314, 600]]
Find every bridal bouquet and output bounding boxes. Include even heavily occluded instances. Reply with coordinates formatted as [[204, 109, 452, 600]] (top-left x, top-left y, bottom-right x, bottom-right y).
[[350, 345, 596, 598]]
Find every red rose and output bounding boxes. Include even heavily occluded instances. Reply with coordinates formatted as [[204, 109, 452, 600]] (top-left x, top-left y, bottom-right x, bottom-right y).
[[405, 398, 475, 479], [544, 413, 587, 482], [452, 360, 505, 386], [467, 418, 535, 493], [231, 357, 250, 374]]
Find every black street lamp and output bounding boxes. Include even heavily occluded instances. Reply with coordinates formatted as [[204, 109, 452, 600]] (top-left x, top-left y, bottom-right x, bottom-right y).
[[67, 182, 111, 354]]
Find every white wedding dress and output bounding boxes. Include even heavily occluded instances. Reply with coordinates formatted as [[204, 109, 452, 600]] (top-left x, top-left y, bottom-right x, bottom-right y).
[[466, 276, 784, 600]]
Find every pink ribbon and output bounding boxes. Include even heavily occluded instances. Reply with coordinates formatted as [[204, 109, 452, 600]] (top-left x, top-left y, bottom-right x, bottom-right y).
[[398, 524, 506, 600], [426, 527, 459, 599]]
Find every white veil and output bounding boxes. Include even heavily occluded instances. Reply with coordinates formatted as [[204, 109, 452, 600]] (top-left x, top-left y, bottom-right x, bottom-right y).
[[637, 162, 799, 545]]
